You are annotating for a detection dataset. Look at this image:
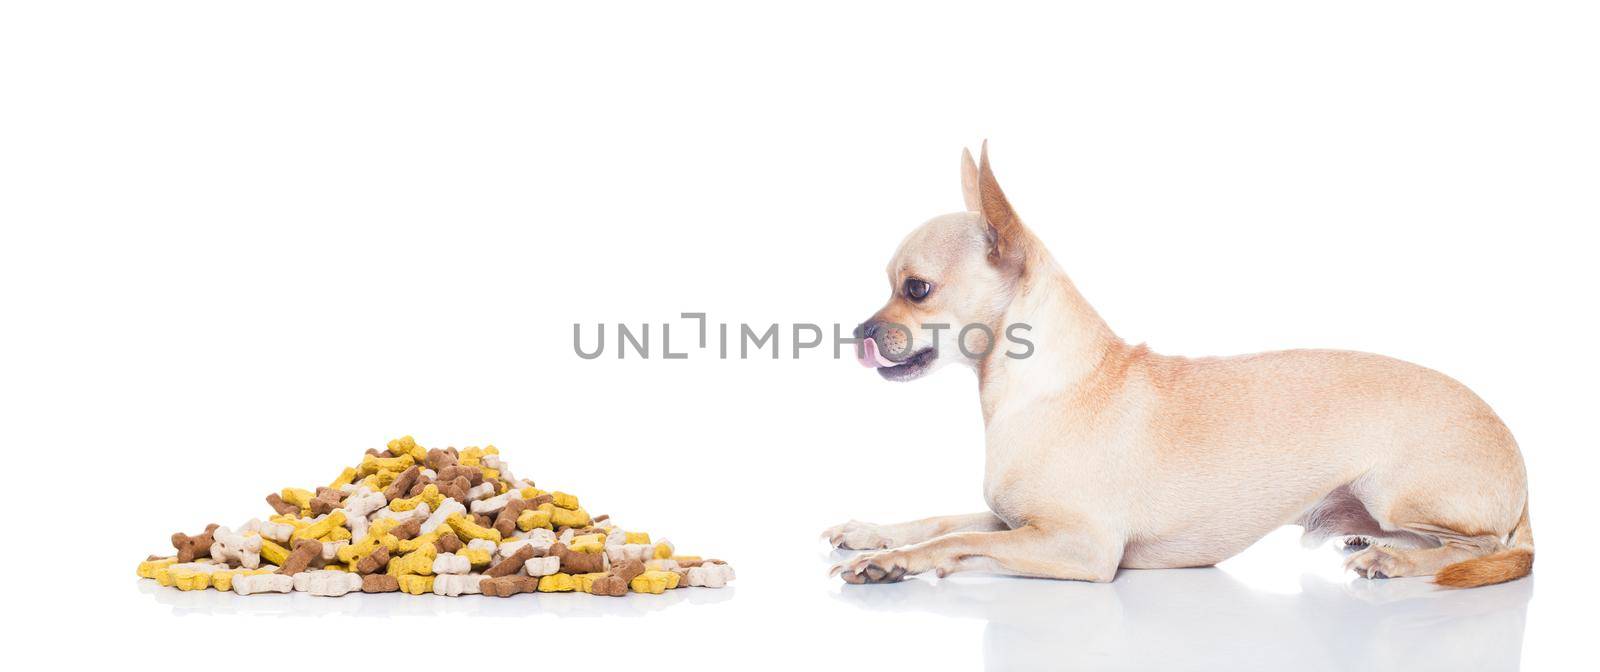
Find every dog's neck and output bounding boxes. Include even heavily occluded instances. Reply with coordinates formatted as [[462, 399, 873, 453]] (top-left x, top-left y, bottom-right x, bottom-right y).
[[978, 245, 1122, 424]]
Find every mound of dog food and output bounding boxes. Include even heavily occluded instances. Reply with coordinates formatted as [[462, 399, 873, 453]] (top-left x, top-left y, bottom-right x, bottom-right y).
[[137, 436, 733, 597]]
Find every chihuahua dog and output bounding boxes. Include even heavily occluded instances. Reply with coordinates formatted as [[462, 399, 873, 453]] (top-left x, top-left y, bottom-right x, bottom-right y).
[[826, 143, 1531, 588]]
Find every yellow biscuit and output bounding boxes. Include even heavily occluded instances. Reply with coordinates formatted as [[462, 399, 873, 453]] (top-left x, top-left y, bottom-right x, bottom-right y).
[[338, 532, 399, 564], [368, 518, 400, 538], [517, 509, 552, 532], [137, 556, 176, 579], [387, 435, 427, 462], [537, 573, 575, 592], [573, 572, 610, 594], [550, 507, 590, 529], [388, 544, 438, 576], [359, 452, 415, 477], [169, 566, 213, 591], [260, 538, 290, 566], [629, 570, 679, 594], [397, 574, 435, 595], [280, 487, 315, 508], [446, 514, 502, 543], [461, 548, 492, 567], [209, 569, 238, 591], [291, 510, 347, 543], [570, 534, 606, 553]]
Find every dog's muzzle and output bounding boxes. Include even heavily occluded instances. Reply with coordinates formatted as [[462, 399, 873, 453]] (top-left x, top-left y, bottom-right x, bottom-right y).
[[854, 321, 936, 380]]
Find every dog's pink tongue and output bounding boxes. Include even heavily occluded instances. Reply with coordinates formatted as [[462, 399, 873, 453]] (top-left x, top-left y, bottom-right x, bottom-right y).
[[857, 338, 880, 368], [858, 338, 901, 368]]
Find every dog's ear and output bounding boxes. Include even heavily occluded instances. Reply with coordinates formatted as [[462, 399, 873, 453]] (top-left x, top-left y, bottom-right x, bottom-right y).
[[977, 141, 1025, 268], [961, 147, 981, 212]]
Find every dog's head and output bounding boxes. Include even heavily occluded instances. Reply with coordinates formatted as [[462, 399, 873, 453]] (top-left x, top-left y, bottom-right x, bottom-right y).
[[856, 143, 1032, 381]]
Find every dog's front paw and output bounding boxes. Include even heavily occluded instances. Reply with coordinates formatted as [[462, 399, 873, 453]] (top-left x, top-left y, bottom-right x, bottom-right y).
[[821, 520, 895, 550], [830, 549, 922, 584], [1345, 546, 1413, 579]]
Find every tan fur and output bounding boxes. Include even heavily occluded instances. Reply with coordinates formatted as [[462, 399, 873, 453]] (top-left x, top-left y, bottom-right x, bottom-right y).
[[828, 144, 1533, 587], [1435, 501, 1534, 587]]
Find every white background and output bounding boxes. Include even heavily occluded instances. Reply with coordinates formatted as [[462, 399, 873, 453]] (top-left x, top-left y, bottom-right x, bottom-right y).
[[3, 2, 1596, 670]]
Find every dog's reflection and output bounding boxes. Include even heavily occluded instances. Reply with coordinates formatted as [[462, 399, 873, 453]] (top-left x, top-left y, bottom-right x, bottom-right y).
[[835, 568, 1530, 671]]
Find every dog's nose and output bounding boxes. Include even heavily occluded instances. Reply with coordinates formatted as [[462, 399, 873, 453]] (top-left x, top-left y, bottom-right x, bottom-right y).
[[856, 322, 878, 340]]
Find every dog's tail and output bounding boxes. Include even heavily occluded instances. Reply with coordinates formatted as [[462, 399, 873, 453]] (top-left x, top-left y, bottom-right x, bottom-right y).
[[1434, 499, 1533, 588]]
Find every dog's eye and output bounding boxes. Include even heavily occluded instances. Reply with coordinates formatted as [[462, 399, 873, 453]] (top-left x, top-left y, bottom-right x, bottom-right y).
[[904, 278, 931, 302]]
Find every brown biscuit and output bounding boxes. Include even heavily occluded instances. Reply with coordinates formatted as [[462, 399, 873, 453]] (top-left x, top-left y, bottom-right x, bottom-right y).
[[361, 574, 400, 593], [592, 514, 610, 524], [424, 448, 457, 472], [480, 575, 537, 597], [355, 546, 391, 575], [433, 532, 462, 554], [437, 465, 483, 486], [265, 493, 299, 515], [383, 466, 422, 502], [308, 490, 346, 516], [590, 558, 644, 597], [389, 518, 421, 541], [473, 513, 494, 528], [278, 538, 322, 575], [493, 498, 534, 537], [485, 545, 535, 578], [437, 477, 471, 503], [171, 523, 221, 562], [609, 559, 646, 583], [527, 494, 553, 508], [550, 542, 606, 574], [589, 575, 628, 596]]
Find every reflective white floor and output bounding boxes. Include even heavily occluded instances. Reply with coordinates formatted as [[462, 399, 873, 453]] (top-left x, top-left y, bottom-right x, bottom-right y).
[[833, 566, 1531, 671], [128, 533, 1535, 671]]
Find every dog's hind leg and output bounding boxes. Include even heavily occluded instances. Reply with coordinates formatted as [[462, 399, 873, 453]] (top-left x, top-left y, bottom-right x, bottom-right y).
[[1343, 468, 1532, 587], [822, 512, 1007, 550], [830, 519, 1123, 583], [1345, 532, 1496, 578], [1346, 502, 1534, 586]]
